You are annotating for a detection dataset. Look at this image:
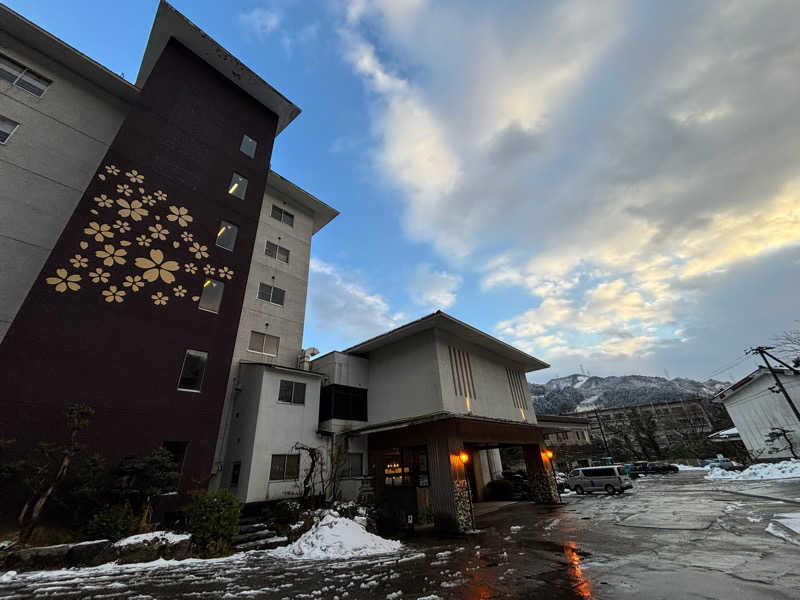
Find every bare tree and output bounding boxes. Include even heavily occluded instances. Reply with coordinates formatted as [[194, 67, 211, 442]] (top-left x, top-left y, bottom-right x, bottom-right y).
[[773, 325, 800, 367], [764, 426, 798, 459]]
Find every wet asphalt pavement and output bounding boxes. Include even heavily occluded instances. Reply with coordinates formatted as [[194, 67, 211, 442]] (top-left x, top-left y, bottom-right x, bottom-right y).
[[2, 472, 800, 599]]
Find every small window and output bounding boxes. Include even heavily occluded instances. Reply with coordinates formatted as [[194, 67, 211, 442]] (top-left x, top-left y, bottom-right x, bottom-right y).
[[216, 221, 238, 251], [270, 205, 294, 227], [270, 454, 300, 480], [228, 172, 248, 199], [248, 331, 279, 356], [240, 134, 257, 158], [177, 349, 208, 392], [265, 241, 290, 264], [0, 115, 20, 144], [198, 278, 224, 314], [346, 453, 363, 478], [230, 461, 242, 488], [257, 282, 285, 306], [278, 380, 306, 405], [0, 53, 51, 97]]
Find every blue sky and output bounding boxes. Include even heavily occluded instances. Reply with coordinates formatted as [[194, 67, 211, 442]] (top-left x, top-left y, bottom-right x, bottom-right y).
[[10, 1, 800, 383]]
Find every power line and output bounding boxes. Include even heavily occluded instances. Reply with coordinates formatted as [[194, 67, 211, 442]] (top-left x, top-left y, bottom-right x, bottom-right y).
[[747, 346, 800, 424]]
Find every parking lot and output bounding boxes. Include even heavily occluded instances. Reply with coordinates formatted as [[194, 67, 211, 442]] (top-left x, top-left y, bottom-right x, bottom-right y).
[[3, 471, 800, 599]]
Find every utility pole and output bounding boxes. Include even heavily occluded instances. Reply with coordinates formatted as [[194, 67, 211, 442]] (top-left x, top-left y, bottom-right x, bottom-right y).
[[748, 346, 800, 424], [594, 408, 610, 456]]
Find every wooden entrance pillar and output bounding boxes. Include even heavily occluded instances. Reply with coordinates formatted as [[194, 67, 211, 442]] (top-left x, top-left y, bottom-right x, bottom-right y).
[[523, 443, 559, 504], [426, 433, 473, 532]]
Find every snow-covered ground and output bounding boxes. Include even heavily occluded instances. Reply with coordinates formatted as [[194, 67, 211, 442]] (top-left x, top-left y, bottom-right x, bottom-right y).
[[705, 459, 800, 481], [675, 464, 709, 471], [113, 531, 190, 547], [269, 511, 402, 560]]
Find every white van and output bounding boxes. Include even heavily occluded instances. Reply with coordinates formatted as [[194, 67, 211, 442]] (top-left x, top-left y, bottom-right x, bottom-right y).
[[567, 465, 632, 495]]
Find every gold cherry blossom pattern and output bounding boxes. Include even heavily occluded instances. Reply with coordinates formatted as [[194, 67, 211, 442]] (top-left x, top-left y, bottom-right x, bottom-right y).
[[218, 266, 234, 280], [69, 254, 88, 269], [166, 205, 193, 227], [122, 274, 145, 292], [173, 285, 187, 298], [184, 263, 198, 275], [98, 173, 106, 181], [113, 220, 131, 233], [203, 264, 215, 276], [117, 199, 148, 222], [154, 190, 167, 202], [125, 169, 144, 184], [180, 231, 193, 243], [105, 164, 120, 176], [135, 249, 180, 284], [140, 193, 155, 207], [102, 285, 126, 303], [116, 183, 132, 197], [88, 268, 110, 284], [45, 269, 81, 293], [90, 209, 99, 216], [189, 242, 208, 260], [84, 221, 113, 242], [151, 291, 168, 306], [96, 244, 127, 266], [136, 235, 152, 247], [119, 240, 132, 247], [149, 223, 169, 240], [191, 295, 200, 302], [94, 194, 113, 208], [79, 241, 89, 250], [172, 241, 180, 249]]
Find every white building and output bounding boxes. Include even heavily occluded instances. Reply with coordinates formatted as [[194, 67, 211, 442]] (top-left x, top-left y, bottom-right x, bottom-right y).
[[714, 367, 800, 459]]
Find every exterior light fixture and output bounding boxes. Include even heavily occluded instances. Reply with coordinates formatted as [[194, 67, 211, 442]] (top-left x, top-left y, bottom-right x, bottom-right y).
[[458, 451, 469, 464], [542, 448, 554, 459]]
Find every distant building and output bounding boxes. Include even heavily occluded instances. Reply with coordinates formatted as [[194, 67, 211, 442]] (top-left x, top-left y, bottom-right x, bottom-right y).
[[541, 415, 592, 448], [713, 367, 800, 460], [566, 398, 716, 454]]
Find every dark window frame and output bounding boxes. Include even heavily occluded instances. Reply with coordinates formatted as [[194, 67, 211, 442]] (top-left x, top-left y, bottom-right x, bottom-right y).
[[215, 220, 239, 252], [239, 134, 257, 158], [278, 380, 306, 405], [0, 52, 51, 97], [177, 349, 208, 393], [247, 331, 279, 356], [270, 205, 295, 227], [0, 114, 20, 144], [230, 461, 242, 488], [269, 454, 300, 480], [198, 278, 224, 314], [344, 453, 363, 478], [257, 282, 286, 306], [228, 172, 248, 199], [265, 241, 290, 264]]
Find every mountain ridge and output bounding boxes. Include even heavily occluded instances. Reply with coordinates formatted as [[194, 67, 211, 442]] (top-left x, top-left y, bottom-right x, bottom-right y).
[[530, 373, 729, 415]]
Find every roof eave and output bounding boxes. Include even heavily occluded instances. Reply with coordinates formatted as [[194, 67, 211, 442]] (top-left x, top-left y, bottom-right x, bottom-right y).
[[137, 1, 300, 135], [267, 170, 339, 234]]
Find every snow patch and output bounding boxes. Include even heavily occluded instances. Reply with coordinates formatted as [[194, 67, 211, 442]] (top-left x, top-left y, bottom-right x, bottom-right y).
[[765, 522, 800, 546], [675, 464, 709, 471], [705, 459, 800, 481], [268, 511, 402, 560], [113, 531, 191, 547], [774, 512, 800, 535]]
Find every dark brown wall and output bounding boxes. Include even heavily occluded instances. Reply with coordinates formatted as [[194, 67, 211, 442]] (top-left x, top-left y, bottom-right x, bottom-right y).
[[0, 40, 279, 488]]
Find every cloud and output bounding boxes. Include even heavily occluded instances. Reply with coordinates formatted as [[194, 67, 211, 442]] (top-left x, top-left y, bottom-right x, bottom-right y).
[[307, 258, 405, 342], [409, 264, 461, 309], [239, 7, 282, 39]]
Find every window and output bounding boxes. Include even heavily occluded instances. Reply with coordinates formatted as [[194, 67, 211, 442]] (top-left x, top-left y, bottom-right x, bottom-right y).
[[265, 241, 290, 263], [0, 53, 51, 97], [228, 172, 248, 199], [319, 384, 368, 421], [162, 441, 188, 474], [0, 115, 19, 144], [345, 453, 363, 478], [198, 278, 224, 313], [240, 134, 257, 158], [230, 462, 242, 488], [248, 331, 279, 356], [270, 454, 300, 480], [257, 283, 285, 306], [216, 221, 238, 251], [177, 349, 208, 392], [270, 205, 294, 227], [278, 380, 306, 405]]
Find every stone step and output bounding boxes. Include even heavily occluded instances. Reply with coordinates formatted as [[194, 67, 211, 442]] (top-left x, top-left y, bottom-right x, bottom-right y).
[[232, 528, 278, 545], [234, 535, 288, 551], [237, 522, 270, 535]]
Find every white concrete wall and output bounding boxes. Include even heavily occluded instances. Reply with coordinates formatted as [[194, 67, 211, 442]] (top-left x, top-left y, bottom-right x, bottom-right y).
[[225, 364, 327, 503], [311, 351, 369, 388], [0, 32, 130, 340], [723, 374, 800, 459], [211, 184, 316, 488], [434, 330, 536, 423], [363, 329, 444, 424]]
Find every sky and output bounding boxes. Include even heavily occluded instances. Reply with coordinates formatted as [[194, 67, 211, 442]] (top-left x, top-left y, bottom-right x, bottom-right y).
[[9, 0, 800, 383]]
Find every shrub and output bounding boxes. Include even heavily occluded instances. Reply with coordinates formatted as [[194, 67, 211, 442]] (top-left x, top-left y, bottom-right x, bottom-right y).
[[485, 479, 514, 501], [186, 490, 241, 547], [263, 500, 301, 526], [85, 504, 135, 542]]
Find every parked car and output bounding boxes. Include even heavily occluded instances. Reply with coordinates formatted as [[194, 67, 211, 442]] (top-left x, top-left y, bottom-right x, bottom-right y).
[[703, 458, 743, 471], [567, 465, 633, 495], [647, 462, 680, 474], [555, 471, 568, 492]]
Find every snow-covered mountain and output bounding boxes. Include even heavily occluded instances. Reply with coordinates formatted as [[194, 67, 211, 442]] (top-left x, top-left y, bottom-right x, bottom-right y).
[[530, 374, 729, 415]]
